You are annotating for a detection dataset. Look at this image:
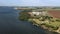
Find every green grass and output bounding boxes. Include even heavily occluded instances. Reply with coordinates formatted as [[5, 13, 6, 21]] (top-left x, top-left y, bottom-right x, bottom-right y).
[[44, 21, 60, 30], [32, 19, 41, 24], [29, 18, 60, 27], [31, 18, 60, 30], [44, 18, 60, 27], [49, 22, 60, 27]]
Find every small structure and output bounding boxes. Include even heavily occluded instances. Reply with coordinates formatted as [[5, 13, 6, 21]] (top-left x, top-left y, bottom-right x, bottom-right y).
[[28, 9, 48, 17]]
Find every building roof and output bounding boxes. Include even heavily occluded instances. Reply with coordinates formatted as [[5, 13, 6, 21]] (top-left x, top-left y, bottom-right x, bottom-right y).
[[48, 10, 60, 18]]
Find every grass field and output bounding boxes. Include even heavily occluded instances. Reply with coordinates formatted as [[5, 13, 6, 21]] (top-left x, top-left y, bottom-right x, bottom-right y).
[[45, 21, 60, 27]]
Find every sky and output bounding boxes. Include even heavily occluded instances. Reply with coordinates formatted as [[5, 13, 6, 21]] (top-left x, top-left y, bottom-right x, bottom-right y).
[[0, 0, 60, 6]]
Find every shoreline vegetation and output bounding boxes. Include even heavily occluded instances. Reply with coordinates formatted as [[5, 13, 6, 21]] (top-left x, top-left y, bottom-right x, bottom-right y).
[[18, 8, 60, 34]]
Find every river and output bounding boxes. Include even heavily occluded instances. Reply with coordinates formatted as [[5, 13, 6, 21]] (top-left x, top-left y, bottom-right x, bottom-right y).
[[0, 6, 59, 34]]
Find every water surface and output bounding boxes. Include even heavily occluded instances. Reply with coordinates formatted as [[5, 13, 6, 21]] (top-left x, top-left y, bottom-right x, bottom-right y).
[[0, 6, 58, 34]]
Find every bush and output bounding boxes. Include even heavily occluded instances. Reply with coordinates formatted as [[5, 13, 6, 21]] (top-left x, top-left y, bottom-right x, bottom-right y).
[[52, 27, 59, 30], [45, 24, 58, 30], [41, 23, 59, 30], [19, 12, 30, 21], [41, 23, 46, 25], [56, 19, 60, 22]]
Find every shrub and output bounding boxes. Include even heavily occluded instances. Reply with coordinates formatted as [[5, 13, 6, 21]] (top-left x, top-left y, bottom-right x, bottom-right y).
[[41, 23, 46, 25], [52, 27, 59, 30], [45, 24, 59, 30], [19, 12, 30, 21], [56, 19, 60, 22]]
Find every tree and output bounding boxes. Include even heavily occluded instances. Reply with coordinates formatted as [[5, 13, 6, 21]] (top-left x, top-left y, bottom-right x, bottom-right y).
[[19, 10, 31, 21]]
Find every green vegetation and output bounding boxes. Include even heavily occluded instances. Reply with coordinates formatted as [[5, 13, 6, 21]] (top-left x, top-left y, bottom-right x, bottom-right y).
[[19, 10, 31, 21], [41, 23, 59, 30], [19, 9, 60, 33]]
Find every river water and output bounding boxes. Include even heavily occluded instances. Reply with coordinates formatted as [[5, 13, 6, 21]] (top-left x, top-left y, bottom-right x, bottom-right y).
[[0, 6, 59, 34]]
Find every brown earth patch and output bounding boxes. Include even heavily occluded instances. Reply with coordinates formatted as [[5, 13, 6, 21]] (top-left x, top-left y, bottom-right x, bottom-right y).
[[48, 10, 60, 18]]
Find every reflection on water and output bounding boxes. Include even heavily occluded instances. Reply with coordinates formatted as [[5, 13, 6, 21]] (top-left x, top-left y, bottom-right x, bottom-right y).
[[0, 6, 59, 34]]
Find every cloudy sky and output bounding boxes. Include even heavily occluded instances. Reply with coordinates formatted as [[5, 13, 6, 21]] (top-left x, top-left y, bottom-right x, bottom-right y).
[[0, 0, 60, 6]]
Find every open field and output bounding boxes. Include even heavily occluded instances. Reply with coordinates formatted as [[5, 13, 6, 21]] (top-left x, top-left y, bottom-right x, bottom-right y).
[[48, 10, 60, 18]]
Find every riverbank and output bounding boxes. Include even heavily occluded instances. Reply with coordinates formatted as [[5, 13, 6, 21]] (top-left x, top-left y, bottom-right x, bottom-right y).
[[19, 9, 60, 34], [40, 24, 60, 34], [28, 18, 60, 34]]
